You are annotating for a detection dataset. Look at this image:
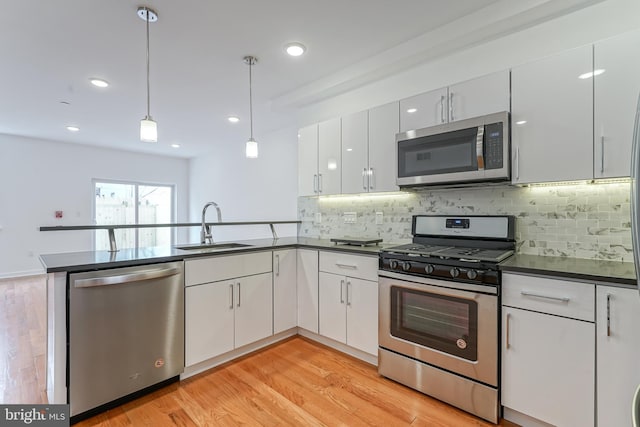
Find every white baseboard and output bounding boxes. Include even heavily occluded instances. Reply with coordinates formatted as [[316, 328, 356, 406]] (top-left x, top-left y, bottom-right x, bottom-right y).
[[297, 329, 378, 366], [503, 407, 555, 427]]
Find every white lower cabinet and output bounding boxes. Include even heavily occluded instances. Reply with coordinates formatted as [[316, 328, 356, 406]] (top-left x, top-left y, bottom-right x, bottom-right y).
[[184, 252, 273, 366], [318, 252, 378, 356], [501, 273, 595, 427], [596, 286, 640, 427], [273, 249, 297, 334], [297, 249, 319, 333]]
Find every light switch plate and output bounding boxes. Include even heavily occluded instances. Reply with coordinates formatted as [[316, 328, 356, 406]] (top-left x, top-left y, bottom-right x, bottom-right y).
[[375, 211, 384, 224], [343, 212, 357, 224], [315, 212, 322, 224]]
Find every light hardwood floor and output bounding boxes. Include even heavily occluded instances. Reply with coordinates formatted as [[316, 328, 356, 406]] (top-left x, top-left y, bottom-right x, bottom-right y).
[[1, 275, 518, 426]]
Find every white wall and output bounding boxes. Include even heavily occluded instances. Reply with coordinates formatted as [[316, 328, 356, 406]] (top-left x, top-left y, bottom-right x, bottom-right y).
[[188, 126, 299, 243], [295, 0, 640, 126], [0, 134, 189, 278]]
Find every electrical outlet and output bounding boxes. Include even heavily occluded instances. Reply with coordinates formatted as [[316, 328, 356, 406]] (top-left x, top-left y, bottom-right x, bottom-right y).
[[343, 212, 357, 224], [375, 211, 384, 225], [315, 212, 322, 224]]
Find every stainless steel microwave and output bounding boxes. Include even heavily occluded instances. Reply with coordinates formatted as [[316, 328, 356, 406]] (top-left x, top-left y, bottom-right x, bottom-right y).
[[396, 111, 510, 187]]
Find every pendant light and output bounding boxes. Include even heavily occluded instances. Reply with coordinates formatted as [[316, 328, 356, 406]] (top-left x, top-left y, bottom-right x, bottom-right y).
[[244, 56, 258, 158], [138, 6, 158, 143]]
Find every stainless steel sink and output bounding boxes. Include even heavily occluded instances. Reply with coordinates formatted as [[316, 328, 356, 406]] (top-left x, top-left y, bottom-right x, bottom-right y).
[[175, 242, 252, 251]]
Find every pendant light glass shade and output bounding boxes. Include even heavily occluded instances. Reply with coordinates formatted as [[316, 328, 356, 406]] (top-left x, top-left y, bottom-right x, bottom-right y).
[[244, 56, 258, 158], [140, 116, 157, 142], [245, 138, 258, 158]]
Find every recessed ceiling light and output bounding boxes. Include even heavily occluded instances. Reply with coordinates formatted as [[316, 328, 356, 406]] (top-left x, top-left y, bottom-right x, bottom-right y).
[[228, 116, 240, 123], [170, 143, 180, 148], [516, 120, 527, 125], [578, 69, 605, 79], [66, 125, 80, 132], [285, 42, 306, 57], [346, 148, 353, 152], [89, 78, 109, 88], [406, 108, 418, 114]]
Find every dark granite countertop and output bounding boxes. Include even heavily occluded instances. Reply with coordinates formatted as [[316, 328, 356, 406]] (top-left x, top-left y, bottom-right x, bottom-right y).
[[500, 254, 637, 288], [39, 237, 395, 274]]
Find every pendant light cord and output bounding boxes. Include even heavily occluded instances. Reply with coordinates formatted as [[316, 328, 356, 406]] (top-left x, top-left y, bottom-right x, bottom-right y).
[[146, 8, 151, 118]]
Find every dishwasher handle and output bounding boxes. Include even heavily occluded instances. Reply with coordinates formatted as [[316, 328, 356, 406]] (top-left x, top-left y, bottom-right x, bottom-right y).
[[73, 266, 181, 288]]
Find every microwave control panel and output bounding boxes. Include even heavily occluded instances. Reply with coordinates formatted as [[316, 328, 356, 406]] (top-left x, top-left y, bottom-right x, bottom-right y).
[[484, 122, 503, 170]]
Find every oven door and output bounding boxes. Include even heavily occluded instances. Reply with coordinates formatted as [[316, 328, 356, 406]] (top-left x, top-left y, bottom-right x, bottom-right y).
[[379, 272, 498, 386]]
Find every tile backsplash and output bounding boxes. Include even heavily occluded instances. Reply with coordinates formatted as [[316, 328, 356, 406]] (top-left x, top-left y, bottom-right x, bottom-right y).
[[297, 182, 633, 261]]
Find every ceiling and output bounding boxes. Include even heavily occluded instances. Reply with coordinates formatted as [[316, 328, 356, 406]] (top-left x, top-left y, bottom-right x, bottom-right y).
[[0, 0, 602, 158]]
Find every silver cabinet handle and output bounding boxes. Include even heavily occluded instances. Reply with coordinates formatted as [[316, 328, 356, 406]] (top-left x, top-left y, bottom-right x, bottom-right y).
[[515, 146, 520, 181], [449, 92, 454, 121], [340, 279, 345, 304], [601, 136, 605, 174], [236, 282, 241, 307], [318, 174, 323, 193], [606, 293, 612, 337], [229, 283, 234, 309], [520, 290, 570, 303], [74, 266, 180, 288], [335, 262, 357, 269], [440, 95, 446, 123], [369, 168, 374, 190], [362, 168, 367, 190], [313, 174, 318, 193], [275, 254, 280, 276], [505, 312, 511, 349], [346, 281, 352, 306]]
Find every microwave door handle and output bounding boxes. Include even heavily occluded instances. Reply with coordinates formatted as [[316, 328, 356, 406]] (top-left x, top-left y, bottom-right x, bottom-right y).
[[476, 126, 485, 171]]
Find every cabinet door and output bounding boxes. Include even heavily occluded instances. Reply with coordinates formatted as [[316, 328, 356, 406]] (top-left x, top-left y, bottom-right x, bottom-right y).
[[298, 124, 318, 197], [297, 249, 319, 333], [341, 110, 369, 194], [448, 70, 510, 122], [346, 277, 378, 356], [319, 272, 347, 344], [234, 272, 273, 349], [511, 45, 593, 184], [185, 281, 234, 365], [400, 87, 448, 132], [273, 249, 297, 334], [594, 30, 640, 178], [318, 118, 341, 195], [369, 102, 400, 193], [502, 306, 594, 427], [597, 286, 640, 427]]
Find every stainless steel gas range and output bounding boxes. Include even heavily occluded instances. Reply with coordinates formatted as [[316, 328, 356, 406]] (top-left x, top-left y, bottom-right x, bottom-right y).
[[378, 215, 515, 424]]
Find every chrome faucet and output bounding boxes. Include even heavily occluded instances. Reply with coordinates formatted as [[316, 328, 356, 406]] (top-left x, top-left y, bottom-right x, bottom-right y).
[[200, 202, 222, 244]]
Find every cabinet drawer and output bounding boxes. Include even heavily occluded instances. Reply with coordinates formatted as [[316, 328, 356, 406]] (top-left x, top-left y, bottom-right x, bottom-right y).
[[185, 251, 272, 286], [319, 251, 377, 281], [502, 273, 595, 322]]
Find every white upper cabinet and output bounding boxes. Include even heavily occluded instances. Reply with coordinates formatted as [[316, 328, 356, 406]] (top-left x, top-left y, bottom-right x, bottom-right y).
[[594, 30, 640, 178], [341, 110, 369, 194], [318, 118, 342, 195], [511, 45, 593, 184], [447, 70, 510, 122], [297, 124, 318, 196], [399, 70, 510, 132], [342, 103, 400, 194], [368, 102, 400, 193], [400, 87, 448, 132]]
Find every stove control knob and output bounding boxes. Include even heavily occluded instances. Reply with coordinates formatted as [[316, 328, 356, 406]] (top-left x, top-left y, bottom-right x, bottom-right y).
[[424, 264, 434, 274], [402, 262, 412, 271], [389, 260, 398, 269], [467, 270, 478, 280], [450, 268, 460, 278]]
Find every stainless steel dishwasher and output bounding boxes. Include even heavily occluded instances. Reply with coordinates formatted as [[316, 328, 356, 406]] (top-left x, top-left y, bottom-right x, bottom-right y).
[[68, 261, 184, 419]]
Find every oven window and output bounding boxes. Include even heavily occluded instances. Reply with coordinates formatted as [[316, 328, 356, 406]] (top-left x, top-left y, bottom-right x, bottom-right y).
[[390, 286, 478, 361]]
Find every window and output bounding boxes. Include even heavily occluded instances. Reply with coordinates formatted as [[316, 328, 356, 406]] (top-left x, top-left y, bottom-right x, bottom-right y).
[[94, 180, 174, 250]]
